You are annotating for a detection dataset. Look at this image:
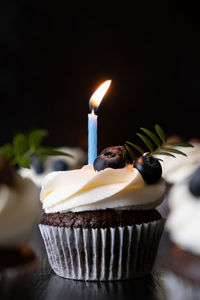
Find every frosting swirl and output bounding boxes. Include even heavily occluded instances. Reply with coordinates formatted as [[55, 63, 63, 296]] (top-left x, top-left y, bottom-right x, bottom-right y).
[[40, 164, 165, 213], [0, 176, 40, 247], [166, 182, 200, 255], [154, 143, 200, 183]]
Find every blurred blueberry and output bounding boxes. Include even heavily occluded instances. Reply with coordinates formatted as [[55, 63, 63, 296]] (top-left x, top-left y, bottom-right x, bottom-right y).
[[34, 162, 45, 174], [52, 160, 69, 171], [30, 156, 45, 174], [189, 167, 200, 197]]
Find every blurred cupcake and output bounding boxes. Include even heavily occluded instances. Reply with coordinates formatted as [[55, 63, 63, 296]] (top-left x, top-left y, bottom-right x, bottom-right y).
[[155, 137, 200, 184], [18, 147, 87, 187], [155, 137, 200, 217], [39, 145, 166, 281], [163, 167, 200, 298], [0, 155, 40, 298]]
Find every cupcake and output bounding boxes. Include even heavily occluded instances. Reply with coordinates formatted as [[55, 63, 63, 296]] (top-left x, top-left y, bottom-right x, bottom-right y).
[[0, 155, 40, 298], [154, 137, 198, 217], [155, 138, 200, 185], [0, 155, 40, 250], [18, 147, 87, 187], [163, 167, 200, 298], [39, 144, 166, 281]]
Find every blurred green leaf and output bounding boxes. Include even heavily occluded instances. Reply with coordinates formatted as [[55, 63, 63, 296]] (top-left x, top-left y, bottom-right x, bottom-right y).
[[13, 134, 29, 157], [16, 156, 30, 168], [166, 142, 194, 148], [0, 143, 14, 160], [29, 130, 48, 150], [37, 147, 74, 158]]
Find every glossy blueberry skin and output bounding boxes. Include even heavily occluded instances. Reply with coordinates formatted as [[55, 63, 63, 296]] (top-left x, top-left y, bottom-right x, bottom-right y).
[[189, 167, 200, 197], [93, 146, 125, 171], [52, 160, 69, 171], [134, 156, 162, 184]]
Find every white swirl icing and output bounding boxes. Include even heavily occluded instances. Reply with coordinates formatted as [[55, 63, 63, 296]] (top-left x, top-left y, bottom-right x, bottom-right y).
[[154, 143, 200, 183], [166, 182, 200, 255], [40, 164, 165, 213], [0, 176, 40, 248]]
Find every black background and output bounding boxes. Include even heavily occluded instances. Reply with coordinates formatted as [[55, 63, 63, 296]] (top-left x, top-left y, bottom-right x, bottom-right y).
[[0, 2, 200, 153]]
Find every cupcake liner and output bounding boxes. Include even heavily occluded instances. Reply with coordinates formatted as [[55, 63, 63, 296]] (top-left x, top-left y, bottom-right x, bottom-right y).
[[162, 271, 200, 300], [39, 218, 165, 281]]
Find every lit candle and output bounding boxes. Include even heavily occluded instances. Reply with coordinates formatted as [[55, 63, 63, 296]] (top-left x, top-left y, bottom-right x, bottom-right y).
[[88, 80, 111, 164]]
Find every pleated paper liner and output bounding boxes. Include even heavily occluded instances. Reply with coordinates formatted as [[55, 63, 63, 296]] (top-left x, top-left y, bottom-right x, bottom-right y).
[[39, 218, 165, 281]]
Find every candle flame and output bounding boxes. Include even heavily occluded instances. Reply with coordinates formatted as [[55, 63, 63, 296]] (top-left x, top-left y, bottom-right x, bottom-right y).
[[89, 80, 111, 110]]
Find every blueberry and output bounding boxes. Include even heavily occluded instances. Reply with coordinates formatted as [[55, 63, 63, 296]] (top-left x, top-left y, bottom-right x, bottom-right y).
[[34, 162, 45, 174], [134, 156, 162, 184], [189, 167, 200, 197], [30, 156, 39, 166], [30, 156, 44, 174], [52, 160, 69, 171], [93, 146, 125, 171]]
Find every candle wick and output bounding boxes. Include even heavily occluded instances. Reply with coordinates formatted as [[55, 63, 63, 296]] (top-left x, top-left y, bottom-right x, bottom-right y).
[[91, 107, 95, 114]]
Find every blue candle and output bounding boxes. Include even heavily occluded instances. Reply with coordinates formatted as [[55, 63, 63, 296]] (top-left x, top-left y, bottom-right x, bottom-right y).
[[88, 109, 97, 164], [88, 80, 112, 164]]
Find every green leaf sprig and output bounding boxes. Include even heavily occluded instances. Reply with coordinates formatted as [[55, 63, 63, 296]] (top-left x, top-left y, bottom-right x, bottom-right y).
[[124, 124, 193, 164], [0, 130, 73, 168]]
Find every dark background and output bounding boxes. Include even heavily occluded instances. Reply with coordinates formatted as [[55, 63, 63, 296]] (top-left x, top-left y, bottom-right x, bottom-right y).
[[0, 2, 200, 153]]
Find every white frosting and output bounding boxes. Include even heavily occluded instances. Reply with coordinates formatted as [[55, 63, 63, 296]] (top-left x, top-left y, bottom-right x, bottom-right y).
[[154, 144, 200, 183], [166, 182, 200, 255], [40, 164, 165, 213], [0, 176, 40, 247], [19, 147, 87, 187]]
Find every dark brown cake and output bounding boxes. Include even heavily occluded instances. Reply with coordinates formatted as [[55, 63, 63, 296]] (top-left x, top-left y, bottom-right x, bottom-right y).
[[40, 208, 162, 228]]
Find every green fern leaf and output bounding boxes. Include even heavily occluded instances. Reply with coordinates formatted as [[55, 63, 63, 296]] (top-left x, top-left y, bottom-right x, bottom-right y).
[[140, 127, 161, 147], [160, 147, 187, 156], [126, 141, 144, 155], [136, 133, 154, 152], [155, 151, 175, 158], [155, 125, 167, 143], [166, 142, 194, 148], [123, 149, 132, 164], [125, 144, 136, 160]]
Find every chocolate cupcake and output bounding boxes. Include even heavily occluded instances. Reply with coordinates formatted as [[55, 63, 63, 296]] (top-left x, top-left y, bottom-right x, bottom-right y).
[[163, 167, 200, 298], [39, 146, 166, 281]]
